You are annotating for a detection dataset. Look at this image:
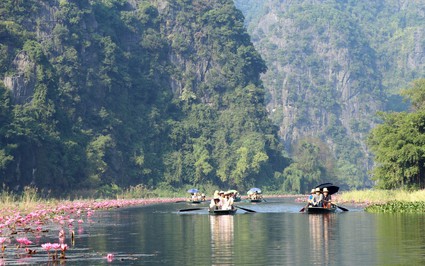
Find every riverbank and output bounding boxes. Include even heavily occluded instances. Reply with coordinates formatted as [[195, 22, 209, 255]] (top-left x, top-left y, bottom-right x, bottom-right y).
[[336, 189, 425, 213], [338, 189, 425, 204]]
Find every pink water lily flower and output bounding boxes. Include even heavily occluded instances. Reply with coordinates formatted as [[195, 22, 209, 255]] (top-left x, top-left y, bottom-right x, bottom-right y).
[[16, 237, 32, 247], [51, 243, 61, 250], [41, 243, 53, 252], [60, 244, 68, 251], [106, 253, 114, 262]]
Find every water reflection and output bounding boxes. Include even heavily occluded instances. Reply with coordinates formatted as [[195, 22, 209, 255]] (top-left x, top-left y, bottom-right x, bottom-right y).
[[308, 214, 336, 265], [210, 215, 234, 265], [7, 199, 425, 265]]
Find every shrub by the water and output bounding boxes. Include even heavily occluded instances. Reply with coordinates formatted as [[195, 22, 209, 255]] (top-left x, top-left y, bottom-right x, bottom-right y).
[[365, 201, 425, 213]]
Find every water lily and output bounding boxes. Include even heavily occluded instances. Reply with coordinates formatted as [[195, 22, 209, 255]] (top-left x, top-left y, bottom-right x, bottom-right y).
[[106, 253, 114, 262], [41, 242, 53, 254], [60, 243, 68, 259], [16, 237, 32, 248]]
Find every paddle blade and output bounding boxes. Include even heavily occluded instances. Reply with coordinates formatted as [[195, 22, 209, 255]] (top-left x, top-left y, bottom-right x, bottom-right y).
[[337, 205, 349, 212], [235, 205, 256, 213], [179, 208, 203, 212], [299, 207, 305, 212]]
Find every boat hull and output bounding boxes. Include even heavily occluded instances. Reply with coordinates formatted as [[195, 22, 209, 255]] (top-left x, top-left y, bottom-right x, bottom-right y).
[[306, 206, 337, 214], [208, 209, 237, 215], [187, 200, 202, 204], [249, 199, 263, 203]]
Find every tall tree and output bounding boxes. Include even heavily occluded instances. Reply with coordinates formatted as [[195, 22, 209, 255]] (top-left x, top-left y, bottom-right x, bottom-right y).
[[368, 79, 425, 189]]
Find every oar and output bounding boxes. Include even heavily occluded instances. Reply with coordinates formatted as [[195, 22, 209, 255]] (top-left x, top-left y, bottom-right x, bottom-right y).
[[179, 208, 204, 212], [175, 200, 187, 203], [234, 205, 256, 213], [299, 207, 305, 212], [335, 205, 349, 212]]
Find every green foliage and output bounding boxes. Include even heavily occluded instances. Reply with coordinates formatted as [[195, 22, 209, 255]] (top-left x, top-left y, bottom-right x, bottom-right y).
[[281, 140, 334, 193], [0, 0, 288, 194], [401, 79, 425, 111], [365, 201, 425, 213], [368, 79, 425, 189]]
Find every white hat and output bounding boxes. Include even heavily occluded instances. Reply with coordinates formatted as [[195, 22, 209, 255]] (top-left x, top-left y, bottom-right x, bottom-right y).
[[315, 188, 321, 192], [323, 188, 328, 192]]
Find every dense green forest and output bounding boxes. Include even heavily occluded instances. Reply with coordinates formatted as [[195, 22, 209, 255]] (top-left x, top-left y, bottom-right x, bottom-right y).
[[235, 0, 425, 190], [0, 0, 290, 196], [1, 0, 424, 196]]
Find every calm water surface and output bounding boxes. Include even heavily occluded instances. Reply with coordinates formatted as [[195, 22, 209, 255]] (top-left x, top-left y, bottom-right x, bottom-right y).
[[6, 198, 425, 265]]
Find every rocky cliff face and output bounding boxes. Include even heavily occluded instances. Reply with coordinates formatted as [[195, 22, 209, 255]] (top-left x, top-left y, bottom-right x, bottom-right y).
[[235, 0, 425, 187], [3, 51, 37, 104]]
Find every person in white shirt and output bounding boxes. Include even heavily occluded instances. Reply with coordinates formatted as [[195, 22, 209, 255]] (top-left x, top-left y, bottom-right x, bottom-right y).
[[222, 191, 234, 210], [209, 196, 220, 210], [312, 188, 323, 206]]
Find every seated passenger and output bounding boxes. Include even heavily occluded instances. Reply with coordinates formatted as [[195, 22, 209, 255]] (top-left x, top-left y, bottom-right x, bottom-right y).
[[308, 189, 315, 206], [322, 188, 332, 208], [312, 188, 323, 207], [219, 191, 226, 207], [209, 196, 221, 210], [222, 191, 234, 210]]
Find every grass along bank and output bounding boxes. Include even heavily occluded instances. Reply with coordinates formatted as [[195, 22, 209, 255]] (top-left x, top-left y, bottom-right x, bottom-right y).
[[0, 185, 186, 218], [339, 189, 425, 213], [339, 189, 425, 204]]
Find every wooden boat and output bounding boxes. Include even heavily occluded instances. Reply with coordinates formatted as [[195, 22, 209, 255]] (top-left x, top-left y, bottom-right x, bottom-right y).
[[187, 199, 203, 204], [208, 208, 237, 215], [306, 205, 337, 214], [248, 199, 263, 203]]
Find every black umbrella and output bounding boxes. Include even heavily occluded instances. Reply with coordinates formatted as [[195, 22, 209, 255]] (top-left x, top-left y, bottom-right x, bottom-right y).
[[315, 183, 339, 195]]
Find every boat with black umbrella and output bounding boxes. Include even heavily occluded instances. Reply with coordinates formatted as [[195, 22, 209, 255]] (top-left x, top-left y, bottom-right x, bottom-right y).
[[301, 183, 349, 213]]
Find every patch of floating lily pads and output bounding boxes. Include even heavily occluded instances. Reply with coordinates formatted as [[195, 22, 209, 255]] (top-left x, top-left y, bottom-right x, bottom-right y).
[[365, 201, 425, 213], [0, 198, 184, 263]]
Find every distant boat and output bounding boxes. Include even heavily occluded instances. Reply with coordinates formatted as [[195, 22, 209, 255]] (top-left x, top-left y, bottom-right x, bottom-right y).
[[248, 198, 263, 203], [186, 188, 205, 203], [247, 187, 264, 202], [186, 199, 203, 204], [301, 183, 348, 213]]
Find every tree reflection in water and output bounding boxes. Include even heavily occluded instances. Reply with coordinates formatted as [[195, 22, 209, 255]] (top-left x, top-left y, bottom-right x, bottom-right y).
[[210, 215, 234, 265], [309, 214, 336, 265]]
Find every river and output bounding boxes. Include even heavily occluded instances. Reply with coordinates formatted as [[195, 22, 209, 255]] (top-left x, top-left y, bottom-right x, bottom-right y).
[[4, 197, 425, 265]]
